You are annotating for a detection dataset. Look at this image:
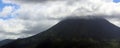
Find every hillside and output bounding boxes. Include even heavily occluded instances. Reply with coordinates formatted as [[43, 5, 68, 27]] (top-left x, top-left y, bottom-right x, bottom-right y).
[[0, 39, 14, 46], [1, 17, 120, 48]]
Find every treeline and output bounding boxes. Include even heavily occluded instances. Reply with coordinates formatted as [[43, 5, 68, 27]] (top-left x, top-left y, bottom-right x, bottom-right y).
[[35, 38, 120, 48]]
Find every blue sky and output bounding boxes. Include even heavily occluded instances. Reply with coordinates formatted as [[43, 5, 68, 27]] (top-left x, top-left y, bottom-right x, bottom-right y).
[[0, 0, 19, 20], [0, 0, 4, 11], [113, 0, 120, 3], [0, 0, 19, 11]]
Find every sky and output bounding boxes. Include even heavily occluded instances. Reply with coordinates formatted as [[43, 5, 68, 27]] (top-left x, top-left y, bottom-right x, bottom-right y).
[[0, 0, 120, 40], [0, 0, 19, 20], [113, 0, 120, 3]]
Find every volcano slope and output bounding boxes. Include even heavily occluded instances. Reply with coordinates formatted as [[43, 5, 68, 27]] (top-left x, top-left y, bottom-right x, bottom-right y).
[[1, 17, 120, 48]]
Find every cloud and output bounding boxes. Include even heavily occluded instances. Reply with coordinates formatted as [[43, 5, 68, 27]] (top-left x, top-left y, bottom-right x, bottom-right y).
[[107, 17, 120, 27], [0, 0, 120, 40], [0, 19, 26, 33], [21, 20, 58, 34], [7, 0, 120, 17], [0, 18, 58, 40], [0, 6, 14, 17], [0, 32, 32, 40]]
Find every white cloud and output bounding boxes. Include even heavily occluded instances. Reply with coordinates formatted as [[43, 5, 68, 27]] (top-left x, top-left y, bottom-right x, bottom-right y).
[[0, 19, 26, 33], [5, 0, 120, 18], [0, 6, 14, 17], [107, 18, 120, 27], [0, 18, 58, 40], [0, 0, 120, 40], [0, 32, 32, 40]]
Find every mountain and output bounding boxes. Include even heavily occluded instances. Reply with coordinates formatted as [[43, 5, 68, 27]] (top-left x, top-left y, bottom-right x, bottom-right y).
[[0, 39, 14, 46], [1, 17, 120, 48]]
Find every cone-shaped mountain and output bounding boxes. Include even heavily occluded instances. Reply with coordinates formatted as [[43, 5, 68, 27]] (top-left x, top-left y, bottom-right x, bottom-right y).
[[1, 17, 120, 48]]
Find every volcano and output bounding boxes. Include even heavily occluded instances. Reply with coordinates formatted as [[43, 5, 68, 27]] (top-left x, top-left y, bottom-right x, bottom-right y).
[[1, 17, 120, 48]]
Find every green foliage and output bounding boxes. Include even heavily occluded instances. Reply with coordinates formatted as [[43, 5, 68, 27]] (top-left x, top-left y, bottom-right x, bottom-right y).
[[36, 38, 120, 48]]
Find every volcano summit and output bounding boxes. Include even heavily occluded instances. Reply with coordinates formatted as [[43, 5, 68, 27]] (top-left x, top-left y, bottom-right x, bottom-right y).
[[1, 17, 120, 48]]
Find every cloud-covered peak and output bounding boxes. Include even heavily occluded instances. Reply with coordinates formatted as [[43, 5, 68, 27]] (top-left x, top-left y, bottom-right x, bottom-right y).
[[0, 0, 120, 40]]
